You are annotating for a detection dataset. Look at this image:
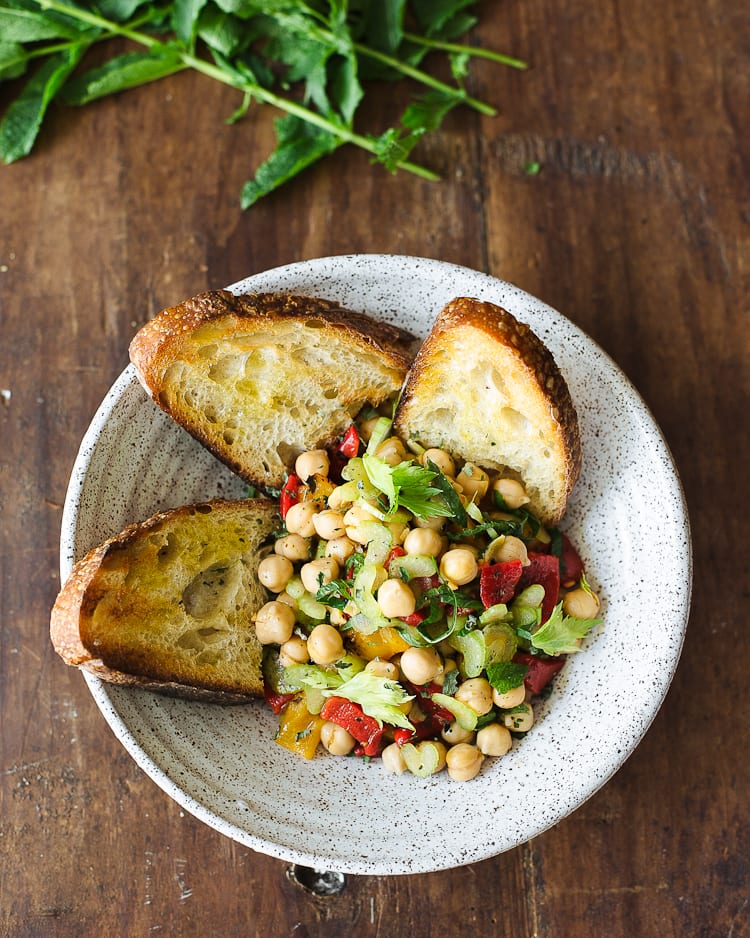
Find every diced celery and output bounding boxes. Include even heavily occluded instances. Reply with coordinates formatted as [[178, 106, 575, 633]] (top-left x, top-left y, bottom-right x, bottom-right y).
[[285, 575, 306, 600], [449, 630, 486, 678], [304, 685, 326, 714], [365, 416, 393, 455], [514, 584, 545, 607], [479, 603, 509, 625], [334, 653, 366, 679], [359, 520, 392, 565], [388, 553, 438, 580], [431, 693, 478, 731], [341, 457, 366, 482], [352, 563, 391, 633], [484, 622, 518, 665], [298, 592, 327, 621], [401, 741, 440, 778]]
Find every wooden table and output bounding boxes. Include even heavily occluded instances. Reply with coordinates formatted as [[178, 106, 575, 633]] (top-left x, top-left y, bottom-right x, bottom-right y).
[[2, 1, 747, 935]]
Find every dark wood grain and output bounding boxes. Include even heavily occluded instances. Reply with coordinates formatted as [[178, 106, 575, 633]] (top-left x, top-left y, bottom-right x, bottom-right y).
[[1, 0, 748, 935]]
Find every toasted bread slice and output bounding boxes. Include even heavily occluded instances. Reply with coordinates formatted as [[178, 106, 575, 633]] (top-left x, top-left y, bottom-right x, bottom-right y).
[[51, 499, 279, 701], [129, 291, 413, 491], [393, 297, 581, 525]]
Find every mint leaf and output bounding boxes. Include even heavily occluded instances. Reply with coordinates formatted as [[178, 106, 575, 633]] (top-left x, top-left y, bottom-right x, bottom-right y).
[[0, 41, 27, 81], [486, 661, 528, 694], [62, 48, 185, 104], [241, 114, 339, 209], [0, 46, 85, 164], [529, 603, 601, 656]]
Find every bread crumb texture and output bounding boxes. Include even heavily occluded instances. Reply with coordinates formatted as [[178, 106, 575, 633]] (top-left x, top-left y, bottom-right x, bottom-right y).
[[129, 292, 412, 490], [394, 297, 580, 524], [51, 500, 279, 697]]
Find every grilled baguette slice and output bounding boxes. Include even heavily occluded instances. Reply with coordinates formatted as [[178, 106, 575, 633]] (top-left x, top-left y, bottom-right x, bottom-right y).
[[50, 499, 279, 701], [129, 291, 413, 491], [393, 297, 581, 525]]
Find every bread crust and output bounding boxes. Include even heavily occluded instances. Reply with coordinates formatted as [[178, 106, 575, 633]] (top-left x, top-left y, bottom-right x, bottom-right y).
[[51, 499, 279, 702], [129, 291, 414, 490], [394, 297, 581, 524]]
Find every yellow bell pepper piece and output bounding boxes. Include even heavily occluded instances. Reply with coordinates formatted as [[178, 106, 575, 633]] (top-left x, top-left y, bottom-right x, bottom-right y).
[[275, 696, 325, 759], [348, 626, 410, 661]]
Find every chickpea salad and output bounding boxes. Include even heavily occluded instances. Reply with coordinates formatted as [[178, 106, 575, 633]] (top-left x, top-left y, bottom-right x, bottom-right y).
[[253, 411, 602, 782]]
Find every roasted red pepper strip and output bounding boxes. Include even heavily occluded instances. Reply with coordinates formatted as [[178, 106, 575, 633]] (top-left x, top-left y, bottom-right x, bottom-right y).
[[560, 533, 585, 586], [405, 681, 454, 724], [518, 552, 561, 623], [393, 714, 445, 745], [337, 425, 361, 458], [479, 559, 524, 607], [399, 609, 427, 627], [386, 545, 407, 566], [513, 652, 565, 695], [320, 696, 385, 756], [263, 683, 296, 714], [279, 474, 301, 520]]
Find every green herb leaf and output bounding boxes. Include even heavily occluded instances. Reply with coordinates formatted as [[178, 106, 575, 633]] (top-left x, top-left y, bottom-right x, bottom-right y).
[[172, 0, 208, 45], [315, 578, 353, 610], [322, 670, 414, 729], [0, 2, 86, 42], [62, 47, 185, 104], [241, 113, 339, 208], [529, 603, 601, 656], [0, 41, 28, 81], [0, 45, 85, 164], [485, 661, 528, 694]]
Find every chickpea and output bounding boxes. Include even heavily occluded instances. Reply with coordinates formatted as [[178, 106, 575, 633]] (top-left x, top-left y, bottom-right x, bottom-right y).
[[320, 721, 356, 756], [377, 578, 417, 618], [343, 501, 375, 528], [254, 601, 296, 645], [490, 535, 529, 566], [441, 721, 475, 745], [492, 477, 530, 509], [412, 513, 446, 531], [435, 658, 458, 688], [502, 702, 534, 733], [257, 555, 294, 593], [307, 623, 344, 665], [274, 533, 311, 562], [285, 501, 318, 538], [327, 484, 355, 510], [295, 449, 329, 482], [433, 741, 448, 772], [375, 436, 407, 467], [313, 509, 346, 541], [365, 659, 400, 680], [300, 557, 340, 594], [325, 536, 356, 564], [456, 463, 489, 500], [445, 743, 484, 781], [278, 636, 309, 668], [455, 677, 494, 715], [439, 548, 478, 586], [403, 526, 443, 558], [381, 742, 407, 775], [476, 723, 513, 757], [492, 684, 526, 709], [563, 587, 600, 619], [399, 646, 442, 685], [422, 447, 455, 477]]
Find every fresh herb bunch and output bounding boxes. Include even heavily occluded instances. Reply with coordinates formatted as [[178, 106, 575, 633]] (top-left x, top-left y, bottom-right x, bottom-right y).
[[0, 0, 526, 206]]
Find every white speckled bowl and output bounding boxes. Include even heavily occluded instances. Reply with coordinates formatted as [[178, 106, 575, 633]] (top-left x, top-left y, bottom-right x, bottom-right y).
[[60, 255, 691, 875]]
